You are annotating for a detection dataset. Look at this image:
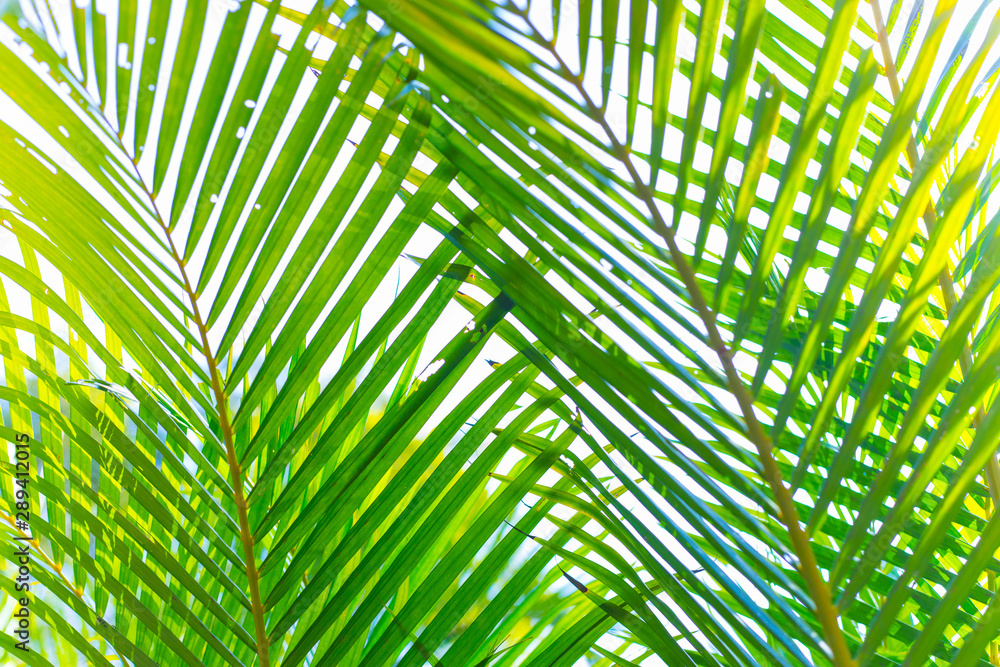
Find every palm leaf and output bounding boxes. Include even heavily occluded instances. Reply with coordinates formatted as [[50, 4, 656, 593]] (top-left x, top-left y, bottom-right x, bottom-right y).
[[2, 0, 1000, 665]]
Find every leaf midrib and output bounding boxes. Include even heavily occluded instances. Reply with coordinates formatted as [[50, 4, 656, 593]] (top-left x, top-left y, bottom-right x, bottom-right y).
[[118, 148, 272, 666]]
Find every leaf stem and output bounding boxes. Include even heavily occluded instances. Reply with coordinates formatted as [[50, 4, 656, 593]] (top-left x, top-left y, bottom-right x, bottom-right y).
[[532, 25, 856, 667], [123, 159, 272, 667], [869, 0, 989, 428], [0, 511, 81, 598], [869, 9, 1000, 661]]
